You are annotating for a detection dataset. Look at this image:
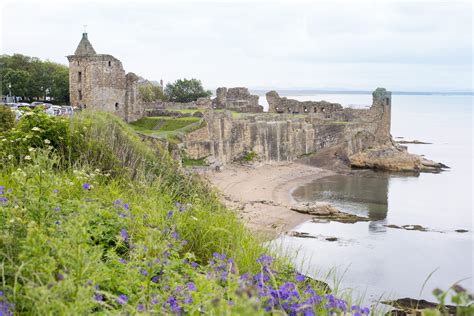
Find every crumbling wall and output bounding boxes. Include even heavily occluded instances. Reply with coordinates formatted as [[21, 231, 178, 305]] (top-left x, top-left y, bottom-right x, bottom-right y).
[[184, 88, 392, 165], [212, 87, 263, 113], [266, 91, 343, 115]]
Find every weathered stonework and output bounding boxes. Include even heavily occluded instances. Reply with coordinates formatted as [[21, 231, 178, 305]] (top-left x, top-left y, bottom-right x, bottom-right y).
[[184, 88, 393, 165], [67, 33, 160, 122], [266, 91, 343, 115], [212, 87, 263, 112]]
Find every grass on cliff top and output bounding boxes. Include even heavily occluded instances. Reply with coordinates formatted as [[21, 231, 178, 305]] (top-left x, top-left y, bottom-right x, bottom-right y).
[[130, 116, 200, 133]]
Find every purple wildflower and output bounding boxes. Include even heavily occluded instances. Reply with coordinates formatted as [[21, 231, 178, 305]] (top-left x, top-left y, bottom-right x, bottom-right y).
[[167, 209, 173, 219], [95, 293, 103, 302], [121, 228, 129, 242], [82, 183, 91, 190], [191, 261, 198, 269], [137, 304, 145, 312], [54, 220, 59, 225], [151, 295, 158, 305], [123, 203, 129, 210], [151, 276, 159, 283], [141, 269, 149, 276], [53, 189, 59, 193], [181, 240, 188, 246], [296, 273, 305, 282], [116, 294, 128, 305], [171, 231, 180, 240], [187, 282, 197, 291], [54, 207, 60, 212]]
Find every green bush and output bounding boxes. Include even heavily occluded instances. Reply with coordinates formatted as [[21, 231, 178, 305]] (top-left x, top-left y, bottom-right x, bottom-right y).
[[164, 79, 212, 103], [242, 150, 258, 162], [0, 105, 15, 132]]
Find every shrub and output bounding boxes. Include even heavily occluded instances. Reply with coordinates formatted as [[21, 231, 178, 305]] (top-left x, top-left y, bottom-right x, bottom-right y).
[[164, 79, 212, 103], [0, 105, 15, 132]]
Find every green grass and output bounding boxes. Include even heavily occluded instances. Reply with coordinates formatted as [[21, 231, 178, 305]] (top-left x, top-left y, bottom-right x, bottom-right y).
[[130, 116, 200, 133], [182, 157, 209, 167]]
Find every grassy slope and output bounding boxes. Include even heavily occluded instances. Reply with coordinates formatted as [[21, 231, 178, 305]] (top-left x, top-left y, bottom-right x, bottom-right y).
[[0, 111, 377, 315]]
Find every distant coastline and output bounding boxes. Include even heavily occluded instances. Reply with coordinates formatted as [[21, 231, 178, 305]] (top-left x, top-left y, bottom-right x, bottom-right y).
[[249, 89, 474, 96]]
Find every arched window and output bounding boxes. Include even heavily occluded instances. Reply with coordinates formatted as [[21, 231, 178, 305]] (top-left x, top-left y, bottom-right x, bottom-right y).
[[108, 61, 112, 67], [115, 102, 119, 110]]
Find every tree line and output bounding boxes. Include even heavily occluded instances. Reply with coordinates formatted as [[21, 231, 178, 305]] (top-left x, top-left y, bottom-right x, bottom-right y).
[[1, 53, 212, 105], [1, 54, 69, 104]]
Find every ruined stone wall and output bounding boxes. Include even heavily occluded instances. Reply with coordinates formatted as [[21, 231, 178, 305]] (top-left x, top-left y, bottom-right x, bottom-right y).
[[266, 91, 343, 115], [212, 87, 263, 113], [184, 88, 392, 165]]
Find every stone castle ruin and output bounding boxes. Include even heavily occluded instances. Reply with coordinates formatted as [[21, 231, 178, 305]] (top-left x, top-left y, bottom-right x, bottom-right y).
[[67, 34, 443, 172], [266, 91, 344, 115], [67, 33, 161, 122], [212, 87, 263, 113], [184, 88, 393, 165]]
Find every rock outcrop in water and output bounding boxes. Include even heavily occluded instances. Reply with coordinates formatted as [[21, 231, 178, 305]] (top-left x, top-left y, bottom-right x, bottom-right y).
[[349, 145, 448, 172]]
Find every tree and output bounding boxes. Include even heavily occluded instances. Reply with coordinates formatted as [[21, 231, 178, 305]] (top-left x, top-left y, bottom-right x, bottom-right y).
[[0, 54, 69, 103], [164, 79, 212, 103], [139, 83, 166, 102]]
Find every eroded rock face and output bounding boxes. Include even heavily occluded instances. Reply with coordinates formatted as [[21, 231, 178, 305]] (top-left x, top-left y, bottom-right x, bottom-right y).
[[349, 145, 448, 172]]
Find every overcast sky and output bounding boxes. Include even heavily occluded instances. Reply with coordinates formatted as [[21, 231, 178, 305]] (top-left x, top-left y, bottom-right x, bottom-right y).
[[1, 0, 472, 91]]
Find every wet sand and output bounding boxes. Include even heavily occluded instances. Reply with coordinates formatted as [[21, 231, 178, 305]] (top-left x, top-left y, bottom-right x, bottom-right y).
[[204, 162, 335, 238]]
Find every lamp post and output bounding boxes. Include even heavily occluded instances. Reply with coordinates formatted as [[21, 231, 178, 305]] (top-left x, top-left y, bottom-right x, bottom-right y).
[[7, 83, 12, 103]]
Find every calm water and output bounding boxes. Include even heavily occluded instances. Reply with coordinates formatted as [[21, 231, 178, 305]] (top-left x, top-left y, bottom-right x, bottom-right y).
[[271, 94, 473, 304]]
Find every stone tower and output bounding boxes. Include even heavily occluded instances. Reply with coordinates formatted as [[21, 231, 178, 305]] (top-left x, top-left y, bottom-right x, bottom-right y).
[[371, 87, 392, 144], [67, 32, 133, 120]]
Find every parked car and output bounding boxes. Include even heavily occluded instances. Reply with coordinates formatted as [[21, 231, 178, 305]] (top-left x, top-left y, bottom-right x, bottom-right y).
[[61, 106, 74, 116], [50, 105, 62, 116], [30, 101, 44, 107]]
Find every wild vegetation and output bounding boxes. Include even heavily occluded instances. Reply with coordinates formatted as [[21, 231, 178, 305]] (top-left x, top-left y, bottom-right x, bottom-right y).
[[0, 54, 69, 104], [0, 109, 373, 315], [1, 109, 471, 315]]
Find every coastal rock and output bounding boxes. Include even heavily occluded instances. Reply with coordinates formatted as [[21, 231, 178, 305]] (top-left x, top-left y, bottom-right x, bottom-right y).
[[291, 202, 370, 223], [382, 298, 459, 315], [349, 145, 448, 172], [290, 202, 340, 216]]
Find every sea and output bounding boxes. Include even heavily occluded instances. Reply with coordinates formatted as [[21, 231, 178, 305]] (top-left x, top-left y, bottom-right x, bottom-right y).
[[258, 92, 473, 305]]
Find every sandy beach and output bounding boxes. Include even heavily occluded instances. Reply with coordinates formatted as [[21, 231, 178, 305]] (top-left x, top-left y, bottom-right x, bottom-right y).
[[204, 162, 336, 238]]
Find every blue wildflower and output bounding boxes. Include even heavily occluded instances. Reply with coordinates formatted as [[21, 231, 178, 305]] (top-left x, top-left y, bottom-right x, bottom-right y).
[[53, 189, 59, 193], [137, 304, 145, 312], [54, 207, 60, 212], [167, 210, 173, 219], [296, 273, 305, 282], [171, 231, 180, 240], [95, 293, 103, 302], [141, 269, 149, 276], [116, 294, 128, 305], [54, 220, 59, 225], [82, 183, 91, 190], [187, 282, 197, 291], [191, 261, 198, 269], [121, 228, 129, 243], [151, 276, 159, 283]]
